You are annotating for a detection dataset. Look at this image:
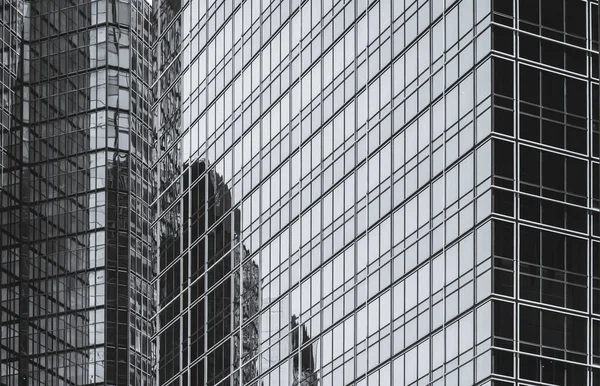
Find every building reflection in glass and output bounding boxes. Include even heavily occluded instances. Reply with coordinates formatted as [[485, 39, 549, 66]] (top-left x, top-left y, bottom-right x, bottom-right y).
[[291, 315, 318, 386], [150, 0, 600, 385], [157, 158, 261, 386]]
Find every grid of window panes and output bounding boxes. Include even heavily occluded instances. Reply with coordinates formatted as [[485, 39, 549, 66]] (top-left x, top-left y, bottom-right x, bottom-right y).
[[128, 2, 156, 386], [22, 1, 96, 384], [0, 1, 24, 385], [152, 0, 500, 385], [0, 0, 155, 385], [488, 0, 600, 385], [0, 0, 22, 178]]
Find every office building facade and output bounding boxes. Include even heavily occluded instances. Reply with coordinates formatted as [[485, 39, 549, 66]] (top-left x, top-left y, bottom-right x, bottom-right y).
[[0, 0, 25, 383], [487, 1, 599, 384], [1, 0, 155, 385], [153, 0, 599, 385], [1, 0, 598, 385]]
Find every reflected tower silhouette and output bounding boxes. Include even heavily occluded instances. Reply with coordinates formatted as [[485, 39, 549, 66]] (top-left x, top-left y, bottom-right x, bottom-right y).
[[157, 158, 261, 385], [291, 315, 319, 386]]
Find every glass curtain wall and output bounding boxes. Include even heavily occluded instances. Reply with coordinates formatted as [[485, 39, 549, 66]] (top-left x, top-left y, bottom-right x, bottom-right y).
[[152, 0, 504, 385], [488, 0, 599, 384], [0, 1, 26, 384], [2, 0, 598, 385], [1, 0, 155, 385]]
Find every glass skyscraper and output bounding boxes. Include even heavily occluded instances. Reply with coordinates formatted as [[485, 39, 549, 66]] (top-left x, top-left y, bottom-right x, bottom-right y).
[[1, 0, 599, 385], [1, 0, 25, 383], [1, 0, 154, 385], [152, 0, 599, 385]]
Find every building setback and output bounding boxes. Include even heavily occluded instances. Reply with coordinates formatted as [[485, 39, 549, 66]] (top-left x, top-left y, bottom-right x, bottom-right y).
[[1, 0, 599, 386]]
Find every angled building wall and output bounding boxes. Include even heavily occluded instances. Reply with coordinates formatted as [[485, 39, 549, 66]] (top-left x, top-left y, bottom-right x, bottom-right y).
[[1, 0, 155, 385]]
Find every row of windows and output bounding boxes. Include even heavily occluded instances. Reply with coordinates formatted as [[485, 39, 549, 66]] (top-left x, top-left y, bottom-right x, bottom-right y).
[[495, 0, 595, 43], [156, 128, 492, 296], [159, 0, 490, 161], [488, 4, 599, 381], [152, 0, 599, 386]]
